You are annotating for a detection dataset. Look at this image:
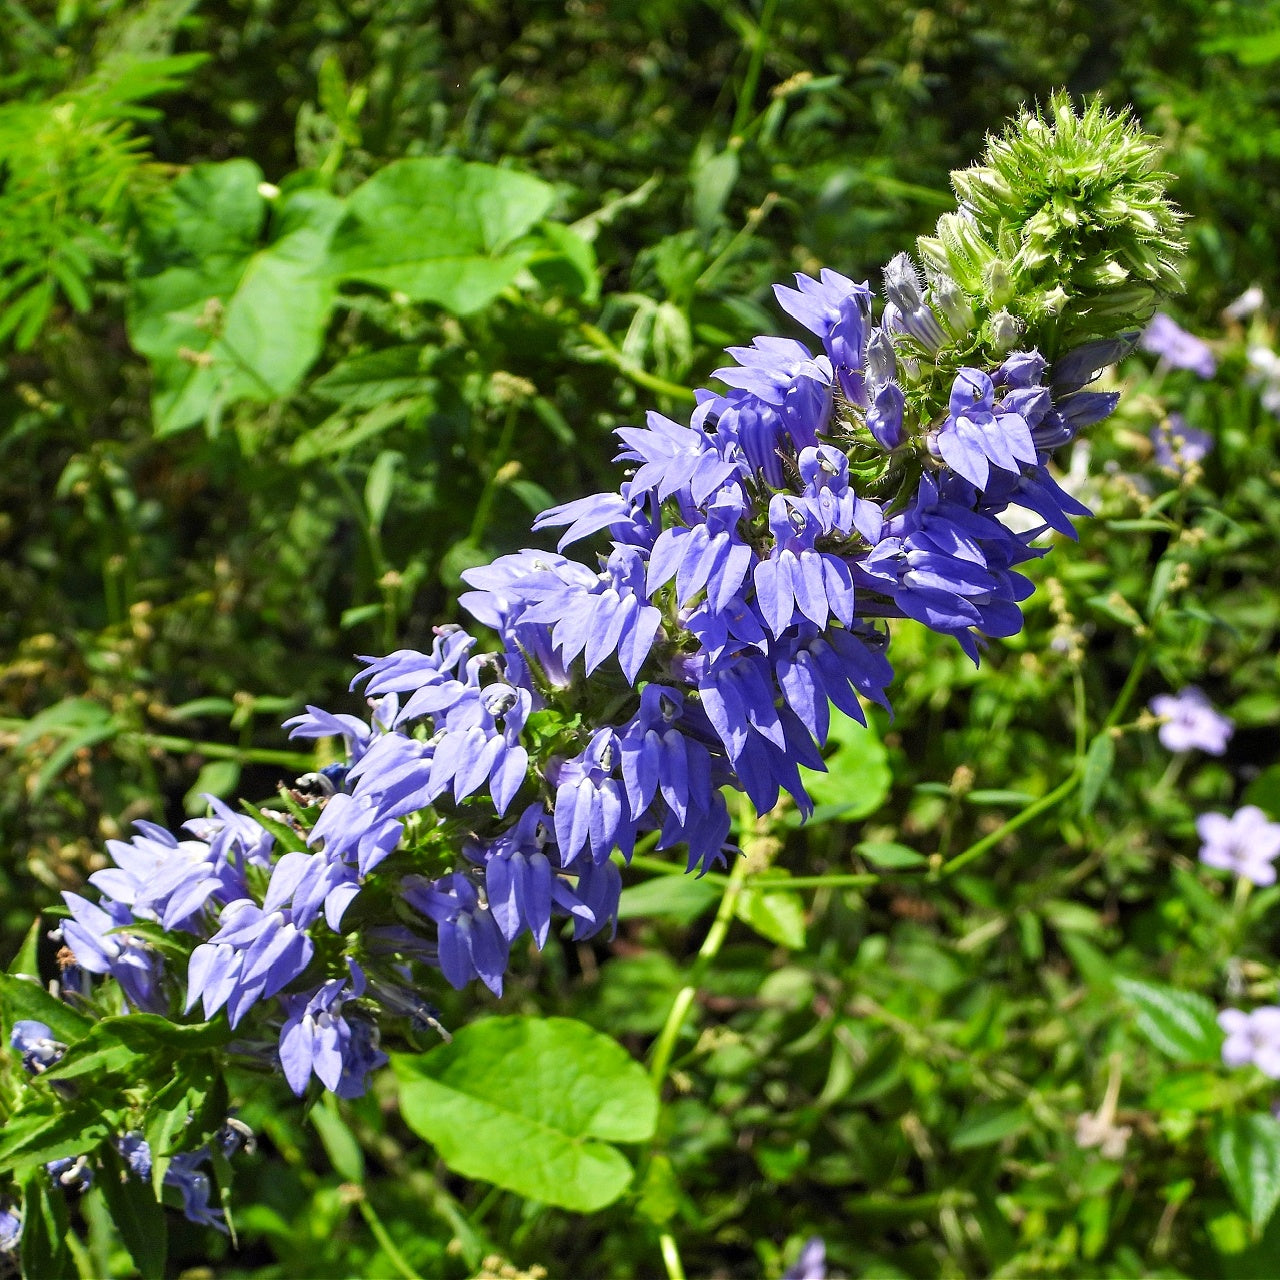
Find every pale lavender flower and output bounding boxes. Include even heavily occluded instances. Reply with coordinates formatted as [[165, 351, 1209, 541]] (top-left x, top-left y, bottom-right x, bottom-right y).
[[1197, 806, 1280, 886], [0, 1205, 20, 1253], [1149, 687, 1233, 754], [783, 1237, 826, 1280], [1219, 1007, 1280, 1077], [1150, 414, 1212, 471], [1140, 312, 1216, 377]]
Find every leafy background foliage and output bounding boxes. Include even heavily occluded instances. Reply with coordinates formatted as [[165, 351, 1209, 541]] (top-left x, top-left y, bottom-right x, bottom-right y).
[[3, 0, 1280, 1276]]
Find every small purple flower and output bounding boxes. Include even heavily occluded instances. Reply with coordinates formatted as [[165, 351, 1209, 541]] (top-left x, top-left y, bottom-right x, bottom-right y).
[[0, 1205, 20, 1254], [783, 1237, 826, 1280], [164, 1152, 226, 1231], [1219, 1007, 1280, 1077], [118, 1133, 153, 1181], [47, 1156, 93, 1192], [1197, 806, 1280, 886], [278, 962, 387, 1099], [1149, 687, 1233, 754], [10, 1019, 62, 1073], [1140, 312, 1216, 378], [1150, 414, 1212, 471]]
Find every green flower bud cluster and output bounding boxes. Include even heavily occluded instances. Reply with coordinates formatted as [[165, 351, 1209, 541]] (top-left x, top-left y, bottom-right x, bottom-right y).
[[916, 92, 1186, 361]]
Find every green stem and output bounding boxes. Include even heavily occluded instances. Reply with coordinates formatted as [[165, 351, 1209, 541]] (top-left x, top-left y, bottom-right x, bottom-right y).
[[577, 324, 697, 402], [131, 733, 315, 769], [730, 0, 779, 137], [356, 1195, 424, 1280], [659, 1230, 687, 1280], [935, 771, 1081, 879], [469, 402, 520, 545], [648, 812, 756, 1089]]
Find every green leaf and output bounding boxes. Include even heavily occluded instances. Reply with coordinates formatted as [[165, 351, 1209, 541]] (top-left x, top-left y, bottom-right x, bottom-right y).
[[1114, 976, 1223, 1063], [691, 147, 740, 232], [310, 345, 436, 410], [636, 1153, 681, 1226], [393, 1015, 657, 1212], [1079, 733, 1115, 816], [617, 874, 720, 924], [0, 1103, 114, 1177], [128, 161, 343, 434], [184, 759, 241, 813], [951, 1104, 1029, 1150], [1244, 764, 1280, 820], [0, 974, 94, 1044], [311, 1097, 365, 1183], [735, 879, 807, 949], [364, 449, 402, 533], [856, 841, 926, 869], [1215, 1114, 1280, 1234], [20, 1165, 72, 1280], [8, 917, 43, 978], [97, 1147, 167, 1280], [794, 711, 891, 825], [328, 157, 555, 313]]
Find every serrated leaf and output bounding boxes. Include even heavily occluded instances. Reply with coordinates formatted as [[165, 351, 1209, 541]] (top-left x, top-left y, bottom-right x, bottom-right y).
[[97, 1147, 167, 1280], [328, 157, 555, 313], [393, 1016, 657, 1213], [0, 974, 94, 1044], [20, 1165, 71, 1279], [0, 1103, 114, 1177], [1215, 1114, 1280, 1233], [1115, 976, 1223, 1062]]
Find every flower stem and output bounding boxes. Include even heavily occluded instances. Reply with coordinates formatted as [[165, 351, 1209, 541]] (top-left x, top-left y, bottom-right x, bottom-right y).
[[355, 1193, 424, 1280], [935, 771, 1082, 879], [647, 842, 752, 1087], [659, 1230, 688, 1280]]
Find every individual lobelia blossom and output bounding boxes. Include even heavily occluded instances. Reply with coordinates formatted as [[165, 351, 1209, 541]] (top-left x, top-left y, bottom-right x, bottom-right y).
[[402, 871, 511, 996], [0, 1204, 19, 1254], [772, 267, 873, 402], [9, 1019, 63, 1073], [57, 893, 163, 1012], [930, 367, 1038, 489], [1196, 806, 1280, 886], [185, 899, 314, 1026], [782, 1237, 827, 1280], [1139, 312, 1216, 377], [164, 1152, 226, 1231], [47, 1156, 93, 1192], [278, 961, 388, 1099], [1219, 1007, 1280, 1078], [1149, 686, 1234, 754], [1150, 413, 1212, 472]]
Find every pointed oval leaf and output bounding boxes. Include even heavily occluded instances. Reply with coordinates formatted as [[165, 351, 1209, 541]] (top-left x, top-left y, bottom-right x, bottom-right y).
[[393, 1015, 656, 1213]]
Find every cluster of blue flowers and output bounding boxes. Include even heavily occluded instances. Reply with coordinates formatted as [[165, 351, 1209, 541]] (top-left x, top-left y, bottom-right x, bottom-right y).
[[46, 250, 1132, 1104], [25, 99, 1190, 1123]]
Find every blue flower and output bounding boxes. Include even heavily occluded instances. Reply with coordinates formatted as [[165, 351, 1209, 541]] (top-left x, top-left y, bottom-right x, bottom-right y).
[[10, 1019, 63, 1073], [278, 963, 387, 1098], [933, 368, 1037, 488], [0, 1205, 21, 1254]]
